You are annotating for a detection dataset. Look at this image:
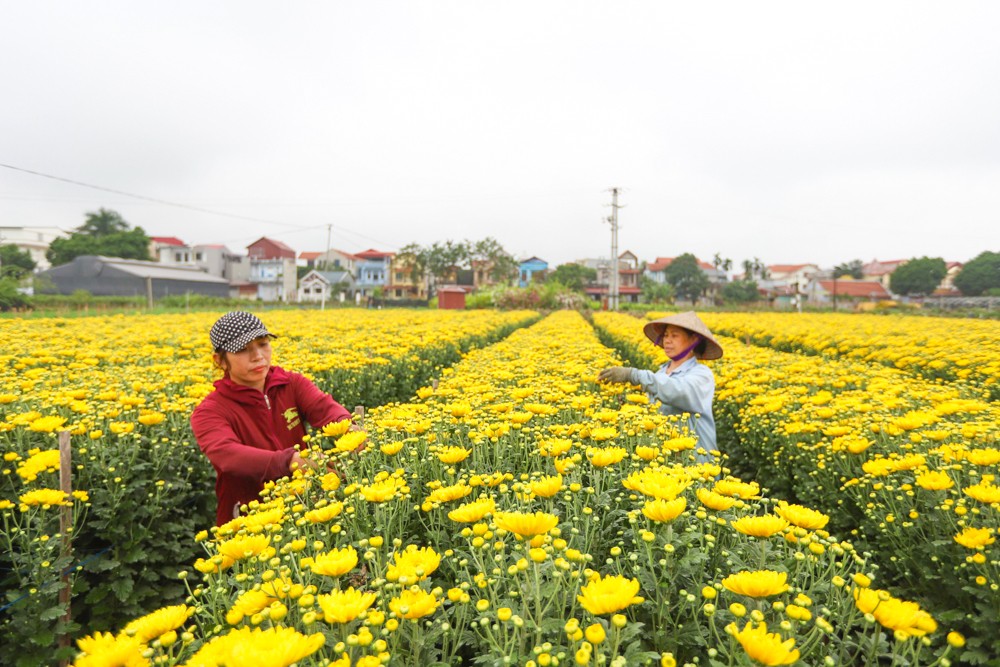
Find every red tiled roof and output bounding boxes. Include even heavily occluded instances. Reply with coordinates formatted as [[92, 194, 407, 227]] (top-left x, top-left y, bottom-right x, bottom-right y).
[[247, 237, 296, 255], [646, 257, 715, 272], [151, 236, 186, 246], [768, 264, 815, 273], [354, 249, 395, 259], [818, 280, 891, 298], [300, 251, 323, 260]]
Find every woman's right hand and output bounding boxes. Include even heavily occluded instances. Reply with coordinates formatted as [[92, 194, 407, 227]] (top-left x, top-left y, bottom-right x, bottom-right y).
[[289, 451, 318, 473]]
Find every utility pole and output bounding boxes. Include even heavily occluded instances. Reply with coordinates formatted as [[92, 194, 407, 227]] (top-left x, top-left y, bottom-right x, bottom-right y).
[[605, 187, 623, 310], [320, 223, 332, 311]]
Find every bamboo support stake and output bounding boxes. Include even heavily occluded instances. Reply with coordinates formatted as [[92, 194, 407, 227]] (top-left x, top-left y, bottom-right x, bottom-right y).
[[58, 431, 73, 663], [353, 405, 365, 429]]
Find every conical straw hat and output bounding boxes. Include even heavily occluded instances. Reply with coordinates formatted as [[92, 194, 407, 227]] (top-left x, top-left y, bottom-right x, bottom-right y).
[[642, 311, 723, 360]]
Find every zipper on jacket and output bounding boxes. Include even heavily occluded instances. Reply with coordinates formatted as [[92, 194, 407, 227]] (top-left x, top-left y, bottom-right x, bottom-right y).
[[264, 394, 271, 410]]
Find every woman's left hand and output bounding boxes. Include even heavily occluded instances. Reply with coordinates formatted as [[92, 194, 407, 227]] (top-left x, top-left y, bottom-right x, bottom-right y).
[[598, 367, 634, 384]]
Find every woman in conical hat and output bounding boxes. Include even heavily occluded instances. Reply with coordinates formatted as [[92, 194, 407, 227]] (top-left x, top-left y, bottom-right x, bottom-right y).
[[598, 311, 723, 461]]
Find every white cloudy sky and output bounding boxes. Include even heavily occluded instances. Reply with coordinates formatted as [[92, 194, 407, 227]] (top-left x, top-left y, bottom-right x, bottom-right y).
[[2, 1, 998, 269]]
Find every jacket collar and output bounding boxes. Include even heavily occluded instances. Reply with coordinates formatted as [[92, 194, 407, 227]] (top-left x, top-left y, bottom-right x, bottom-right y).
[[213, 365, 292, 405]]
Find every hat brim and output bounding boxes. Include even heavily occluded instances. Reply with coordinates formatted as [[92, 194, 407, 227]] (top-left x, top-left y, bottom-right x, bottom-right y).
[[642, 312, 723, 360], [217, 329, 276, 354]]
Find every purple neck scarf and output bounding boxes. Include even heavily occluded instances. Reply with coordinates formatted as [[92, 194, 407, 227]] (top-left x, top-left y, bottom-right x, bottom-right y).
[[668, 335, 701, 362]]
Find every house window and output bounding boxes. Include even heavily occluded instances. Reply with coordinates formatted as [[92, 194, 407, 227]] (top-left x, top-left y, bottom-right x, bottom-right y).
[[395, 272, 404, 281], [395, 289, 403, 297], [195, 252, 203, 261], [175, 252, 182, 262]]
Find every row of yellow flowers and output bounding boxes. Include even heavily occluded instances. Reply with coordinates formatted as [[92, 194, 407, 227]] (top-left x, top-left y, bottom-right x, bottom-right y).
[[73, 312, 963, 666], [679, 311, 1000, 401], [0, 308, 537, 664], [594, 310, 999, 664]]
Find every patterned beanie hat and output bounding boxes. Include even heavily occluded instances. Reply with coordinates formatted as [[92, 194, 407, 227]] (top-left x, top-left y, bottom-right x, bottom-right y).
[[209, 311, 276, 353]]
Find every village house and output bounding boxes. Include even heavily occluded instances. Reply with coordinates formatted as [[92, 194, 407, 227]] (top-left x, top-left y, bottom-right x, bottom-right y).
[[248, 237, 297, 302]]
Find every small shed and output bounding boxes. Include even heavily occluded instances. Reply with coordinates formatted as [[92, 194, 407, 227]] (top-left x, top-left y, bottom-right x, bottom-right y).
[[437, 286, 467, 309]]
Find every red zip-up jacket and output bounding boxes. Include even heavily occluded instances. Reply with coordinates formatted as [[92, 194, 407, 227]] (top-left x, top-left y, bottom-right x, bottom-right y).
[[191, 365, 351, 526]]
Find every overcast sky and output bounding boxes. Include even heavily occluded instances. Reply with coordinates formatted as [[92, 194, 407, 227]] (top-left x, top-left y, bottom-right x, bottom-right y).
[[2, 1, 998, 269]]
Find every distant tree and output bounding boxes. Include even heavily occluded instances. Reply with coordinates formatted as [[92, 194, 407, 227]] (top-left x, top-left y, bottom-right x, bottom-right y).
[[830, 258, 865, 309], [640, 275, 674, 304], [46, 208, 151, 266], [0, 277, 31, 311], [664, 253, 710, 302], [0, 245, 36, 279], [953, 251, 1000, 296], [834, 259, 864, 280], [712, 253, 733, 273], [548, 263, 597, 291], [469, 237, 518, 284], [889, 257, 947, 296], [398, 237, 519, 296], [723, 279, 759, 303], [78, 208, 131, 236], [740, 257, 769, 281]]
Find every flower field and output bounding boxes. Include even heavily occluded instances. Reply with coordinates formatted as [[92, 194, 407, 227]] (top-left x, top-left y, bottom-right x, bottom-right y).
[[595, 310, 1000, 666], [691, 312, 1000, 401], [53, 311, 971, 666], [0, 308, 536, 665]]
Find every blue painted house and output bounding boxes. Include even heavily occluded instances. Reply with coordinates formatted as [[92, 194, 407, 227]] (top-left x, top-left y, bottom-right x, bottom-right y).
[[518, 257, 548, 287], [353, 249, 394, 298]]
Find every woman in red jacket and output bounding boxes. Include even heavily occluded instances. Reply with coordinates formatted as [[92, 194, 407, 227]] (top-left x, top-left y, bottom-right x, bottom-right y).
[[191, 311, 352, 525]]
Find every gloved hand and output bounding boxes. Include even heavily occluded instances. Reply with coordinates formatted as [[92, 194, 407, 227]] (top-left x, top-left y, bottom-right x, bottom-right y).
[[598, 366, 634, 384]]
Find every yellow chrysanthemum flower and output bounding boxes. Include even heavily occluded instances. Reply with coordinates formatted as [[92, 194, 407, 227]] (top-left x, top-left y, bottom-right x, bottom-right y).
[[853, 587, 938, 637], [623, 468, 690, 500], [389, 588, 440, 620], [448, 498, 496, 523], [964, 481, 1000, 504], [722, 570, 790, 598], [713, 479, 761, 499], [183, 626, 325, 667], [19, 488, 70, 508], [334, 430, 367, 453], [123, 604, 192, 642], [74, 631, 148, 667], [729, 621, 800, 665], [538, 438, 573, 457], [696, 487, 737, 511], [217, 535, 271, 562], [16, 449, 60, 481], [587, 446, 627, 467], [577, 573, 644, 615], [318, 587, 377, 624], [731, 515, 789, 538], [321, 419, 352, 437], [642, 497, 687, 523], [436, 446, 472, 464], [427, 482, 472, 504], [225, 590, 274, 625], [954, 526, 995, 549], [309, 545, 358, 577], [494, 511, 560, 538], [529, 474, 563, 498], [360, 477, 406, 502], [304, 502, 343, 524], [915, 470, 954, 491], [387, 545, 441, 583], [774, 503, 829, 530], [28, 415, 68, 433]]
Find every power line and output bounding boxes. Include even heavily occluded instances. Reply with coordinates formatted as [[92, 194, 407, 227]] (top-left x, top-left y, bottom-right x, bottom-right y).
[[0, 162, 315, 230], [1, 161, 402, 251]]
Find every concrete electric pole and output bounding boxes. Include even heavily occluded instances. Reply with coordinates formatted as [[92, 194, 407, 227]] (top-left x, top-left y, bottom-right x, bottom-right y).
[[605, 187, 623, 310]]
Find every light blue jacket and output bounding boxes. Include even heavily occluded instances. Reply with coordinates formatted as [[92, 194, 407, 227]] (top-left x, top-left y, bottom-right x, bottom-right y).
[[629, 358, 717, 456]]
